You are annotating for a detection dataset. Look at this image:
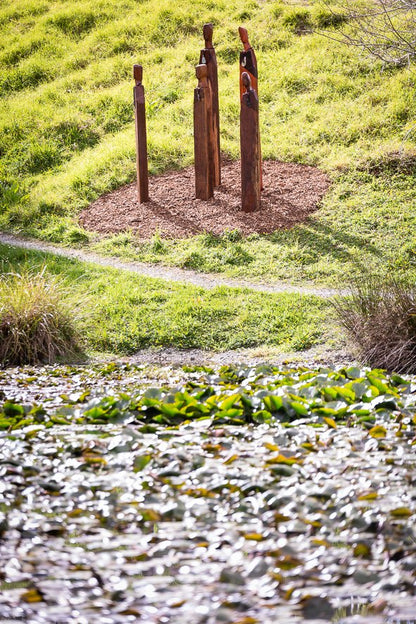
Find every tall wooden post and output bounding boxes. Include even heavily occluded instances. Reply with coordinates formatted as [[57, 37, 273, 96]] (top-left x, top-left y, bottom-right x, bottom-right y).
[[240, 72, 260, 212], [199, 23, 221, 187], [239, 27, 262, 191], [194, 64, 214, 200], [133, 64, 149, 203]]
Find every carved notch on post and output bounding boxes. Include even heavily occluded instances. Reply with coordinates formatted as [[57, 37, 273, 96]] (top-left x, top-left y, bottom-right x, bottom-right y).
[[199, 23, 221, 187], [133, 64, 149, 204], [240, 72, 261, 212]]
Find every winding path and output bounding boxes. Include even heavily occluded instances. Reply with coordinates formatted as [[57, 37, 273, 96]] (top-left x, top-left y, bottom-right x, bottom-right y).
[[0, 233, 342, 298]]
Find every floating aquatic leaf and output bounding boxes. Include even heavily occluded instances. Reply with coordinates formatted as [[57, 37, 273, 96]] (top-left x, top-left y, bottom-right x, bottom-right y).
[[357, 491, 378, 501], [390, 507, 414, 518], [367, 373, 398, 397], [290, 401, 309, 416], [223, 453, 239, 465], [353, 541, 372, 558], [133, 454, 152, 472], [20, 588, 44, 603], [243, 532, 264, 541], [2, 401, 26, 417], [344, 366, 363, 380], [276, 555, 303, 570], [266, 453, 300, 465], [369, 425, 387, 438], [262, 395, 283, 412]]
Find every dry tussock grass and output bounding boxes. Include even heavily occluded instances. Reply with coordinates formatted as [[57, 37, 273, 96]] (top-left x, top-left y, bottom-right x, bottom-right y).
[[0, 268, 81, 366], [333, 277, 416, 373]]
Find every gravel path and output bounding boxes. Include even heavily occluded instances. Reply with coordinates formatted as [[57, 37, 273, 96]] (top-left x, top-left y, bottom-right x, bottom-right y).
[[0, 233, 342, 298]]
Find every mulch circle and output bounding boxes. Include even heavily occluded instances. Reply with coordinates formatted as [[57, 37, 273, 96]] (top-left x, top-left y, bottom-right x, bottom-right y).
[[79, 159, 330, 239]]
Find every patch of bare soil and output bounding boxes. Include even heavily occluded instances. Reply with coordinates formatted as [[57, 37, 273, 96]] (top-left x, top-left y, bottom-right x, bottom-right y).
[[80, 160, 330, 238]]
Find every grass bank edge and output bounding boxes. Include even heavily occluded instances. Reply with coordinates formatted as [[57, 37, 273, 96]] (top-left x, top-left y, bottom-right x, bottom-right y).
[[0, 243, 338, 359]]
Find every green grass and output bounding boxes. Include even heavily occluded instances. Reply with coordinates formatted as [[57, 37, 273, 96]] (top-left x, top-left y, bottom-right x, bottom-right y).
[[1, 0, 416, 285], [0, 243, 334, 355]]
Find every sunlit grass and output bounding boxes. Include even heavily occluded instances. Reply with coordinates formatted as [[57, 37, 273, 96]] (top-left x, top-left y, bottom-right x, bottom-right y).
[[0, 243, 334, 356], [1, 0, 416, 284]]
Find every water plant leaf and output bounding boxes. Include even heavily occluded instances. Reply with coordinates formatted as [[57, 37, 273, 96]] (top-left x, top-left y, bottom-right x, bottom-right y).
[[369, 425, 387, 438], [133, 454, 152, 472], [390, 507, 414, 518], [265, 453, 300, 465]]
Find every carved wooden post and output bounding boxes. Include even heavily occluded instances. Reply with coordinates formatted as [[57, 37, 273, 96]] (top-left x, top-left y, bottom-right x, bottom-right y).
[[194, 64, 214, 200], [239, 27, 262, 191], [199, 23, 221, 187], [240, 72, 260, 212], [239, 27, 258, 99], [133, 64, 149, 203]]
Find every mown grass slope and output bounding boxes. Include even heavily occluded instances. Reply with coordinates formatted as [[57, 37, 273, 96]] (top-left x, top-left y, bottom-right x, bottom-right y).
[[1, 0, 416, 285]]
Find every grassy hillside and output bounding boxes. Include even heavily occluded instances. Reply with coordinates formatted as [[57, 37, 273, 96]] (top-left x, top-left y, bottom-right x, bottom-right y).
[[1, 0, 416, 285]]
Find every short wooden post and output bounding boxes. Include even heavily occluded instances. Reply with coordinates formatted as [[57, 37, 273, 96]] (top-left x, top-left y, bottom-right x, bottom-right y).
[[133, 64, 149, 203], [199, 23, 221, 187], [240, 72, 260, 212], [239, 27, 262, 191], [194, 64, 214, 200]]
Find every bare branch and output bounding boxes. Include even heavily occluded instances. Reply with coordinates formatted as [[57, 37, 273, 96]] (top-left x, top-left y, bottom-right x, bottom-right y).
[[318, 0, 416, 66]]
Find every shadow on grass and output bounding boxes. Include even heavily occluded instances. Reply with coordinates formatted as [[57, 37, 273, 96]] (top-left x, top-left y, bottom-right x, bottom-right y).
[[267, 217, 384, 272]]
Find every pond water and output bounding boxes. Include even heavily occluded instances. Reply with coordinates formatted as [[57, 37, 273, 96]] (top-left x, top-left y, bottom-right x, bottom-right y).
[[1, 362, 416, 623]]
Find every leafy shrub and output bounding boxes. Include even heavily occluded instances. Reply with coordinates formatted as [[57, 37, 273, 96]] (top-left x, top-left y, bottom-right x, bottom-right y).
[[218, 244, 253, 266], [181, 251, 204, 269], [150, 231, 166, 253], [333, 277, 416, 373], [200, 232, 221, 247], [0, 269, 82, 366], [222, 229, 243, 243]]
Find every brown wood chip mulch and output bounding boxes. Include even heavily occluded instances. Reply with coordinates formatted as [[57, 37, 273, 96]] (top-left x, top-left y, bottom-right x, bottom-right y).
[[79, 160, 330, 239]]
